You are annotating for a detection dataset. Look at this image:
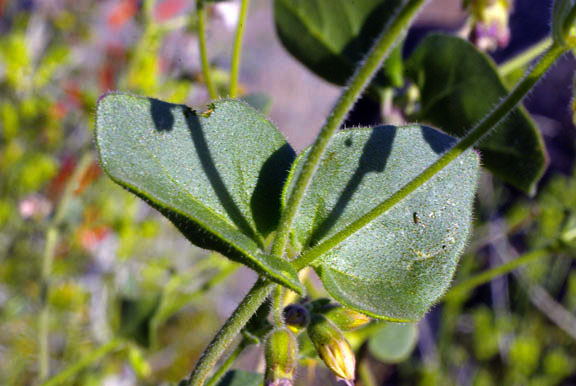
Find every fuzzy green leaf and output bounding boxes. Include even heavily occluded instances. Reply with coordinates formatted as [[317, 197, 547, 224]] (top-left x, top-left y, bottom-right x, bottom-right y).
[[406, 34, 547, 195], [95, 94, 303, 293], [274, 0, 404, 89], [283, 126, 479, 321], [368, 322, 418, 363]]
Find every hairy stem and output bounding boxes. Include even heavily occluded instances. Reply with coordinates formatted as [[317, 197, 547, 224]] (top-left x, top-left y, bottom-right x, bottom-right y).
[[197, 0, 218, 99], [229, 0, 251, 98], [292, 43, 568, 270], [185, 278, 274, 386], [38, 152, 93, 381], [204, 340, 249, 386], [443, 246, 554, 300], [271, 0, 428, 259], [41, 339, 124, 386]]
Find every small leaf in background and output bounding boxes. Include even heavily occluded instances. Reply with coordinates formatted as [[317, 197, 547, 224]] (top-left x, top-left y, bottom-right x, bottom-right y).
[[118, 294, 161, 348], [284, 125, 479, 321], [274, 0, 404, 90], [215, 370, 264, 386], [95, 94, 303, 293], [240, 93, 273, 114], [406, 34, 547, 195], [367, 322, 418, 363]]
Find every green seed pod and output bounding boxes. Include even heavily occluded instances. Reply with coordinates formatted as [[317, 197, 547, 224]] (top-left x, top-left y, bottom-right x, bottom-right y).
[[552, 0, 576, 46], [264, 327, 298, 386], [322, 305, 371, 331], [307, 314, 356, 382], [283, 304, 310, 334]]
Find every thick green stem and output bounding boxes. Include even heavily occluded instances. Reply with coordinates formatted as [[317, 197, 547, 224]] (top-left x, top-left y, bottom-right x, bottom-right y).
[[204, 340, 249, 386], [197, 0, 218, 99], [443, 246, 554, 300], [185, 278, 274, 386], [272, 285, 285, 326], [38, 153, 93, 381], [271, 0, 428, 259], [292, 43, 568, 271], [499, 37, 552, 77], [229, 0, 251, 98], [41, 339, 124, 386]]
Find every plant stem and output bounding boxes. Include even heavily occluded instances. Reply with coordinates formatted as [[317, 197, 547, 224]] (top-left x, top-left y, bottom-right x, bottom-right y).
[[38, 152, 93, 381], [197, 0, 218, 99], [499, 37, 552, 77], [229, 0, 251, 98], [185, 278, 274, 386], [41, 338, 124, 386], [292, 43, 568, 271], [272, 285, 285, 326], [271, 0, 428, 259], [443, 246, 554, 300], [358, 360, 377, 386], [204, 340, 248, 386]]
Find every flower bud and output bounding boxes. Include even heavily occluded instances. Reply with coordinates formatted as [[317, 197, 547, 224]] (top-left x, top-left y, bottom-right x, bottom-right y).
[[307, 314, 356, 383], [468, 0, 511, 51], [322, 306, 371, 331], [283, 304, 310, 334], [264, 327, 298, 386], [552, 0, 576, 46]]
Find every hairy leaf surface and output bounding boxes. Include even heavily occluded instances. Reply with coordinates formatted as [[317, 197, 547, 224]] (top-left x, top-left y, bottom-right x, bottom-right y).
[[406, 34, 547, 194], [283, 126, 479, 321], [95, 94, 303, 293]]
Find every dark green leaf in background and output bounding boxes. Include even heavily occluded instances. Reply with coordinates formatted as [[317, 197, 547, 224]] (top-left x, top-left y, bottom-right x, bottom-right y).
[[368, 322, 418, 363], [95, 94, 303, 293], [406, 34, 547, 194], [215, 370, 263, 386], [274, 0, 405, 90], [283, 126, 479, 321], [118, 294, 161, 348]]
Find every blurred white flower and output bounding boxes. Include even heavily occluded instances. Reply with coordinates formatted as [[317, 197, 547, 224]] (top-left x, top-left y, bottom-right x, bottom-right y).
[[213, 1, 240, 30]]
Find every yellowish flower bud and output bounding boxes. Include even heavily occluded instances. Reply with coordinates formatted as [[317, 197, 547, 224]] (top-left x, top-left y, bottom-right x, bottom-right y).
[[264, 327, 298, 386], [323, 305, 371, 331], [307, 314, 356, 382]]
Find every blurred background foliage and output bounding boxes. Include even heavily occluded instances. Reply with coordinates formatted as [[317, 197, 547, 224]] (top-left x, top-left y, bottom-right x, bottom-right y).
[[0, 0, 575, 385]]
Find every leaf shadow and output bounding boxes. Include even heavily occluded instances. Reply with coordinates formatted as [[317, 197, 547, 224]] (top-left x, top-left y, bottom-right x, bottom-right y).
[[307, 126, 396, 247], [148, 98, 261, 245]]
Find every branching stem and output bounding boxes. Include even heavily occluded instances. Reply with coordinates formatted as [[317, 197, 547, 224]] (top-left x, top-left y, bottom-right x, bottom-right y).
[[270, 0, 428, 259], [292, 43, 568, 270]]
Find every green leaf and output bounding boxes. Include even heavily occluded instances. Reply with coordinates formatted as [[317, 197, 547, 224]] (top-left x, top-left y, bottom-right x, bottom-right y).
[[95, 93, 303, 293], [118, 294, 161, 348], [367, 322, 418, 363], [283, 126, 479, 321], [274, 0, 404, 89], [406, 34, 547, 195], [216, 370, 263, 386]]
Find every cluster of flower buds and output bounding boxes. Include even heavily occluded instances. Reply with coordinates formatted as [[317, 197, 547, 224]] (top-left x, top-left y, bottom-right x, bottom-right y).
[[277, 299, 370, 385], [466, 0, 511, 51]]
